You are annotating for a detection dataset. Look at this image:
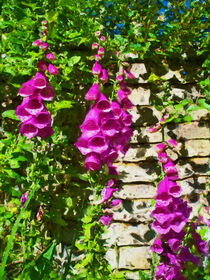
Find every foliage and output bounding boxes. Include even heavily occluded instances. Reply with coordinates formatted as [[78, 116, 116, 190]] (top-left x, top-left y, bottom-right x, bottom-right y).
[[0, 0, 209, 279]]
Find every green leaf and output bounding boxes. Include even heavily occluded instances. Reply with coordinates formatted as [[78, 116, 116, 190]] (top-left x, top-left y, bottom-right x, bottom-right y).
[[68, 56, 81, 67], [45, 10, 58, 23], [43, 241, 56, 261], [49, 100, 73, 113], [183, 114, 192, 123], [2, 110, 19, 121], [186, 105, 202, 112], [198, 99, 210, 111]]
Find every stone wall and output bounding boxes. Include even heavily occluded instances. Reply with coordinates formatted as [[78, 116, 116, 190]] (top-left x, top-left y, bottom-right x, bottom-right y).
[[104, 63, 210, 279]]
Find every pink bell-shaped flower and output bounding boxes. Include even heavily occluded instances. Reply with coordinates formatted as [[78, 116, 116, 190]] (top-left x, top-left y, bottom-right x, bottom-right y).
[[18, 80, 37, 97], [37, 125, 54, 139], [39, 85, 54, 101], [99, 68, 109, 84], [33, 72, 47, 89], [20, 122, 38, 139], [48, 64, 59, 75], [88, 134, 108, 154], [85, 152, 101, 171], [46, 52, 55, 61], [91, 61, 102, 75], [39, 42, 49, 50], [15, 104, 32, 122], [99, 213, 113, 226], [37, 59, 48, 72], [24, 96, 44, 115], [92, 42, 99, 49], [95, 93, 111, 112], [85, 84, 100, 101], [33, 111, 51, 129]]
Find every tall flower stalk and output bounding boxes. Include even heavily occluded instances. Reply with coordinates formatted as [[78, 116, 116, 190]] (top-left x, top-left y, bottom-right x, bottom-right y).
[[15, 20, 58, 139], [150, 132, 208, 280], [75, 32, 134, 225]]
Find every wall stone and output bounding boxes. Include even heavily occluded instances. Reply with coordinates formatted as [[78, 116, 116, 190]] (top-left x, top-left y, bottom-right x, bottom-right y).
[[118, 247, 152, 270]]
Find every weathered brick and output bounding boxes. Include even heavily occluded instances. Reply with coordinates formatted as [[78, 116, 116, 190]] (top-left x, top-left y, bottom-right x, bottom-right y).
[[131, 128, 162, 144], [166, 122, 210, 140], [190, 109, 209, 121], [113, 199, 153, 223], [162, 69, 184, 82], [116, 158, 209, 182], [105, 249, 118, 270], [128, 106, 162, 126], [115, 162, 158, 183], [129, 87, 151, 106], [103, 223, 154, 246], [114, 183, 156, 199], [119, 246, 152, 270], [129, 63, 147, 83], [118, 145, 178, 162], [184, 140, 210, 157]]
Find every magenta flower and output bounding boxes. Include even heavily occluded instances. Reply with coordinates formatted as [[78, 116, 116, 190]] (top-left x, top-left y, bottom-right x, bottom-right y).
[[151, 238, 163, 254], [100, 36, 105, 42], [148, 126, 158, 133], [154, 143, 166, 154], [20, 192, 28, 208], [91, 61, 102, 75], [46, 52, 55, 61], [99, 68, 109, 84], [167, 138, 178, 148], [88, 135, 108, 154], [75, 136, 91, 155], [192, 231, 209, 256], [37, 59, 48, 72], [169, 181, 182, 198], [24, 97, 44, 115], [20, 122, 38, 139], [107, 164, 119, 175], [39, 42, 49, 50], [85, 152, 101, 171], [116, 75, 124, 82], [95, 31, 101, 37], [32, 39, 42, 46], [15, 104, 32, 122], [39, 85, 54, 101], [95, 183, 118, 205], [95, 93, 111, 112], [155, 177, 172, 206], [108, 199, 122, 207], [98, 47, 105, 55], [37, 125, 54, 139], [95, 54, 102, 61], [85, 84, 100, 101], [178, 246, 200, 266], [99, 213, 113, 226], [48, 64, 59, 75], [155, 263, 178, 280], [158, 152, 169, 163], [163, 160, 178, 181], [33, 72, 47, 89], [92, 42, 99, 49], [16, 21, 55, 140], [18, 80, 37, 97], [33, 111, 51, 129], [125, 70, 135, 79]]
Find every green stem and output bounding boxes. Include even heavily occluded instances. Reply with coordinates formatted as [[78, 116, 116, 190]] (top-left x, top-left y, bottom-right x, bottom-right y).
[[62, 192, 87, 278], [161, 125, 165, 142], [0, 180, 40, 278]]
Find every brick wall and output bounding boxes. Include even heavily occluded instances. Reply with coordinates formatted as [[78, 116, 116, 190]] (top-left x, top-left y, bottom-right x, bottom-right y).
[[103, 63, 210, 279]]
